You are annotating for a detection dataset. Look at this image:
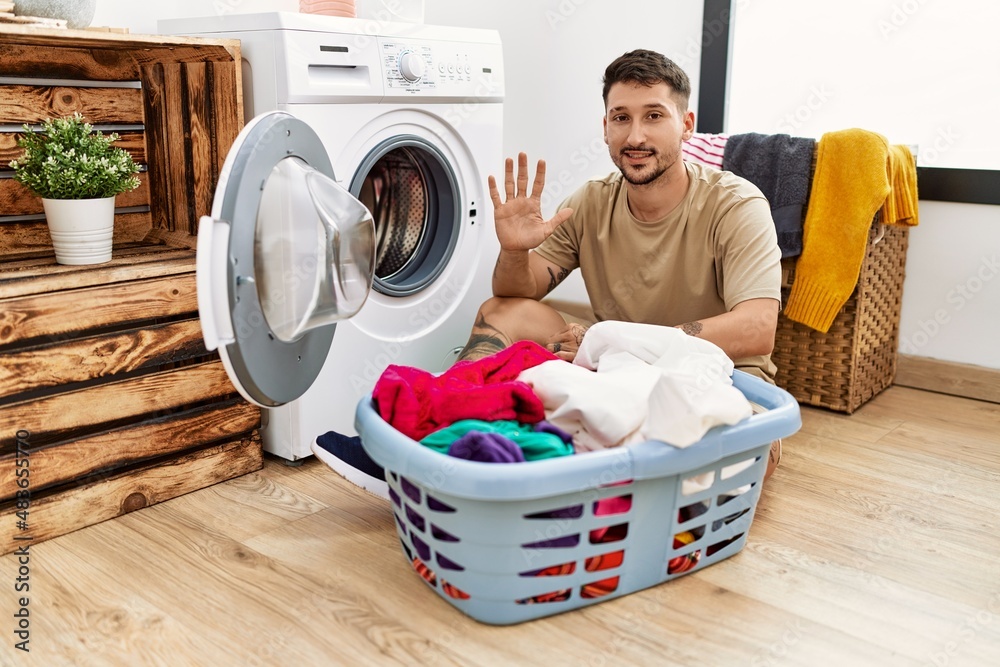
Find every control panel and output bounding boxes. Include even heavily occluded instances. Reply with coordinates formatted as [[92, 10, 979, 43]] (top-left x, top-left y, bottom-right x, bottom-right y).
[[379, 39, 499, 97]]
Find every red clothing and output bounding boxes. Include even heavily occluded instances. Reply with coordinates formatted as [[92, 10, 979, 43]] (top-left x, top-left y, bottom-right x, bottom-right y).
[[373, 341, 558, 441]]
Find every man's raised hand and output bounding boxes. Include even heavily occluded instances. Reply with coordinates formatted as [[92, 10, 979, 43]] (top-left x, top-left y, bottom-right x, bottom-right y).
[[487, 152, 573, 251]]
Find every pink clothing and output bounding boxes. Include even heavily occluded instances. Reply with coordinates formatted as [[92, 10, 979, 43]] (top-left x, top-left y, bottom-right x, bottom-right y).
[[373, 341, 558, 441], [682, 133, 728, 169]]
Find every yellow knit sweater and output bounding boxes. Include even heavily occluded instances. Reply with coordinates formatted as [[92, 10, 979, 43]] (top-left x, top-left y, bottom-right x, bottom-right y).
[[784, 129, 890, 333], [881, 144, 920, 227]]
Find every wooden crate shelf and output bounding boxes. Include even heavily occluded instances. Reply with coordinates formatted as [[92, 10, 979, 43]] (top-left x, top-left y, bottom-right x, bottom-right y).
[[0, 27, 260, 554]]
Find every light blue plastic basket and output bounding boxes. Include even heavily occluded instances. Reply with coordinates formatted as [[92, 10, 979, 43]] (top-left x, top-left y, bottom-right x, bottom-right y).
[[355, 370, 801, 625]]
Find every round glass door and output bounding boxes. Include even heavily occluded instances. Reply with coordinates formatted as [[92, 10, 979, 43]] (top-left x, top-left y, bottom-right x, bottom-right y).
[[256, 156, 375, 342]]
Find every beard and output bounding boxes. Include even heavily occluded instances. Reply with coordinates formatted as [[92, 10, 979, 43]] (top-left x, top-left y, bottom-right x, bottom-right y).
[[612, 143, 682, 186]]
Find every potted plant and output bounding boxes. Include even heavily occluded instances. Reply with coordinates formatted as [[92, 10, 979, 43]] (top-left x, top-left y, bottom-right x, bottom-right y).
[[10, 113, 141, 265]]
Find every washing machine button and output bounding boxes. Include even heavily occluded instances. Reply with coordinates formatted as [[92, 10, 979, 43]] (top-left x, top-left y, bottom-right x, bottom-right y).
[[399, 51, 426, 82]]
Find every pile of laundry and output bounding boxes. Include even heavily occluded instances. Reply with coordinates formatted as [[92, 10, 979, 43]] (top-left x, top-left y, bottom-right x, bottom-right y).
[[373, 320, 754, 463]]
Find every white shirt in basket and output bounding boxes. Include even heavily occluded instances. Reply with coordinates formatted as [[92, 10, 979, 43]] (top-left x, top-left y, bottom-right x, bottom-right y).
[[517, 320, 753, 452]]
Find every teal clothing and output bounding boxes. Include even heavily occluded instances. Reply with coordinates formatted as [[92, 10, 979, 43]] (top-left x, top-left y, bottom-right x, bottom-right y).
[[420, 420, 574, 461]]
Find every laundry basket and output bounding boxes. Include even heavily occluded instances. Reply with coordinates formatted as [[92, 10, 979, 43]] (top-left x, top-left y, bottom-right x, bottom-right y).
[[355, 370, 801, 625]]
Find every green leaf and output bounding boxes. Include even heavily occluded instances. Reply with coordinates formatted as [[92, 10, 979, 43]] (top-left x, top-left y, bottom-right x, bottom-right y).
[[10, 113, 141, 200]]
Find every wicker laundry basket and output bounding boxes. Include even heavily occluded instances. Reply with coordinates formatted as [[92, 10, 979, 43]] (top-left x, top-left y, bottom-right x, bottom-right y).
[[773, 221, 909, 413], [355, 371, 801, 625]]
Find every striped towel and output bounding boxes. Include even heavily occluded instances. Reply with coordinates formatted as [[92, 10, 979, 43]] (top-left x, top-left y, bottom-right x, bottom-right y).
[[682, 132, 728, 169]]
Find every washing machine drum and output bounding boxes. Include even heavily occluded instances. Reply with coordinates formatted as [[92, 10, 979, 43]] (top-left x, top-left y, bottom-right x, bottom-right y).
[[362, 151, 427, 277], [196, 111, 376, 408], [352, 138, 461, 297]]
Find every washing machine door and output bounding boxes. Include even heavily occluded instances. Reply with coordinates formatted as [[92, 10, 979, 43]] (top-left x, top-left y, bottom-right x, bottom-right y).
[[196, 111, 375, 408]]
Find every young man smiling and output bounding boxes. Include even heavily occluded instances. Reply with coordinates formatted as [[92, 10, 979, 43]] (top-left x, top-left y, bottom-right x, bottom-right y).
[[316, 49, 784, 495], [458, 48, 782, 387]]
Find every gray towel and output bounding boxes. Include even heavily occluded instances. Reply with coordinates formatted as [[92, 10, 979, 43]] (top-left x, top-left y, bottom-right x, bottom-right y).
[[723, 133, 816, 259]]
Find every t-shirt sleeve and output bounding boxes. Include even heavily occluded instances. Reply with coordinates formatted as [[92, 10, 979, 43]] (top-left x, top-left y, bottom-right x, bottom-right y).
[[532, 191, 583, 272], [717, 196, 783, 310]]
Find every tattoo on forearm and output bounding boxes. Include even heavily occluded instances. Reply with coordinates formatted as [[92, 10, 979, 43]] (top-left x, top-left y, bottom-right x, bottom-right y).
[[679, 321, 704, 337], [546, 267, 570, 293]]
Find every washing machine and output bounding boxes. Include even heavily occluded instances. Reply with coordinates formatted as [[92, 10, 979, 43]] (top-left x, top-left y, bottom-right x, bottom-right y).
[[160, 12, 504, 461]]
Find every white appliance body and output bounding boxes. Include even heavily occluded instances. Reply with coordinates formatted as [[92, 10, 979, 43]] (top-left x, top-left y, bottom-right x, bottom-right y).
[[161, 13, 504, 461]]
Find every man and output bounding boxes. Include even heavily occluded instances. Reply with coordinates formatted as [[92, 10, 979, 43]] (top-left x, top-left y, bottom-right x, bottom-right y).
[[316, 49, 783, 495], [460, 49, 780, 382]]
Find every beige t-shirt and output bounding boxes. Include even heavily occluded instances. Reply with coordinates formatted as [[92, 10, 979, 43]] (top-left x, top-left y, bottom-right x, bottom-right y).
[[534, 161, 782, 381]]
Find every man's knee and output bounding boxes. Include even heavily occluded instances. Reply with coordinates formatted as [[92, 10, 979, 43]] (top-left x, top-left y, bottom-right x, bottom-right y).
[[478, 296, 544, 322], [479, 296, 565, 329], [473, 296, 567, 343]]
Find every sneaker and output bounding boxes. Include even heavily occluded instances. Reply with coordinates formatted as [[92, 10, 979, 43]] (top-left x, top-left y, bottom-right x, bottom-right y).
[[312, 431, 389, 500]]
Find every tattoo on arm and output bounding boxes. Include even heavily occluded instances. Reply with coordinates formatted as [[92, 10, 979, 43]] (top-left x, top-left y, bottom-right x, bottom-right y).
[[546, 267, 570, 293], [679, 321, 704, 337], [458, 336, 508, 361], [457, 314, 511, 362]]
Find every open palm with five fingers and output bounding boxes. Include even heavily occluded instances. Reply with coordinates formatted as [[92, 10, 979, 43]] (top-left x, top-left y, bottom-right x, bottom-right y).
[[488, 152, 574, 251]]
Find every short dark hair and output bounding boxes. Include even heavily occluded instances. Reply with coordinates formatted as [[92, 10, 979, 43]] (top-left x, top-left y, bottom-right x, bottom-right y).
[[602, 49, 691, 111]]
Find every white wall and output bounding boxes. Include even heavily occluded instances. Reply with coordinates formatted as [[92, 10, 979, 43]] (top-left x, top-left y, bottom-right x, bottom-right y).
[[897, 203, 1000, 368], [729, 0, 1000, 370], [92, 0, 298, 36], [422, 0, 705, 208]]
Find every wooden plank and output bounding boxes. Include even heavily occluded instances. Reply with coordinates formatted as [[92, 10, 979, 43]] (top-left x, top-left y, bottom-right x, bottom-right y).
[[185, 62, 214, 235], [0, 171, 150, 216], [0, 319, 207, 399], [0, 25, 239, 62], [0, 42, 139, 80], [140, 62, 172, 233], [0, 433, 262, 555], [0, 210, 152, 256], [162, 63, 192, 233], [0, 361, 236, 448], [210, 59, 244, 177], [0, 130, 146, 169], [141, 60, 242, 236], [0, 245, 193, 298], [895, 354, 1000, 404], [0, 272, 197, 346], [0, 398, 259, 498], [0, 84, 144, 124], [0, 28, 239, 71], [141, 227, 198, 251]]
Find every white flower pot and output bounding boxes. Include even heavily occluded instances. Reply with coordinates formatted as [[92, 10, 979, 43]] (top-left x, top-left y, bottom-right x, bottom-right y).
[[42, 196, 116, 265]]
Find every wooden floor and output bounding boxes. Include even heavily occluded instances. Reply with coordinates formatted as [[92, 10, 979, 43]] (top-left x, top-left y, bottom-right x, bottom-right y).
[[2, 386, 999, 666]]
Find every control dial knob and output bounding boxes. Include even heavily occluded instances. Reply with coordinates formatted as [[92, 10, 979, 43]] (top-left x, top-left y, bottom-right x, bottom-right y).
[[398, 51, 426, 82]]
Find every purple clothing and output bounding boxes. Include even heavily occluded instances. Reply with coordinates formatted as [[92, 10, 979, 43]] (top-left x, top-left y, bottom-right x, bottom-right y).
[[448, 431, 526, 463]]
